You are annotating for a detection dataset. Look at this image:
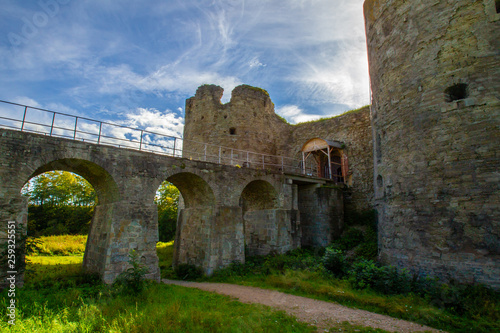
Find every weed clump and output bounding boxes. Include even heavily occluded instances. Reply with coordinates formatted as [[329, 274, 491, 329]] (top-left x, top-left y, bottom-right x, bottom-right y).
[[113, 250, 149, 295]]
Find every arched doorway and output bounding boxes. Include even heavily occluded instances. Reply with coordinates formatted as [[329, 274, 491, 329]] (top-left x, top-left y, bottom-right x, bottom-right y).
[[300, 138, 347, 183]]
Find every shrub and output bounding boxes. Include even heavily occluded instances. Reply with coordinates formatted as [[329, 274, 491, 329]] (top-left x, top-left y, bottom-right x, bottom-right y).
[[337, 228, 364, 251], [113, 250, 149, 295], [321, 247, 347, 277], [26, 236, 44, 255], [348, 259, 412, 295]]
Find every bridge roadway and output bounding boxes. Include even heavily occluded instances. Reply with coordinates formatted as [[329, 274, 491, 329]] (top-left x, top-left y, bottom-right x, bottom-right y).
[[0, 128, 339, 287]]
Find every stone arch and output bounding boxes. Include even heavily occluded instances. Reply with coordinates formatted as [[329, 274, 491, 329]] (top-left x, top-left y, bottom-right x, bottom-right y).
[[17, 158, 122, 283], [240, 179, 281, 257], [240, 179, 278, 213], [165, 171, 217, 274], [26, 158, 120, 205], [165, 172, 215, 208]]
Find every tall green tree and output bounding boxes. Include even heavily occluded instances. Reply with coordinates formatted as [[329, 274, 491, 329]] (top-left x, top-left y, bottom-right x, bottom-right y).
[[23, 171, 97, 235], [154, 181, 180, 242], [23, 171, 96, 207]]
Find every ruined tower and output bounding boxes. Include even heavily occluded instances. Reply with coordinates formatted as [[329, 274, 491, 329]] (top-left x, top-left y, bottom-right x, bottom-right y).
[[183, 84, 290, 165], [364, 0, 500, 287]]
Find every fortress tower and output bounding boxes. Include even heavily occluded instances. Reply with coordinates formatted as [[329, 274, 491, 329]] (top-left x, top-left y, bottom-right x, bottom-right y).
[[182, 84, 290, 165], [364, 0, 500, 286]]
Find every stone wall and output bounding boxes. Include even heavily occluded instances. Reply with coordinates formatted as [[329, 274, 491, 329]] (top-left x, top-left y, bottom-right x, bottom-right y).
[[364, 0, 500, 288], [0, 128, 305, 286], [184, 85, 374, 212], [298, 185, 344, 247], [288, 107, 374, 212]]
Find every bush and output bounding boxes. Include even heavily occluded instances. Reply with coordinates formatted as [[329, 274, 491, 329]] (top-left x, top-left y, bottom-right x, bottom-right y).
[[348, 259, 412, 295], [113, 250, 149, 295], [321, 247, 347, 277], [26, 236, 44, 255], [337, 228, 364, 251]]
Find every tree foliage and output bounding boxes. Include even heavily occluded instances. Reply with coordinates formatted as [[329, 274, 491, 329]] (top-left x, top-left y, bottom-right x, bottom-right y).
[[154, 181, 180, 242], [23, 171, 96, 207], [23, 171, 96, 235]]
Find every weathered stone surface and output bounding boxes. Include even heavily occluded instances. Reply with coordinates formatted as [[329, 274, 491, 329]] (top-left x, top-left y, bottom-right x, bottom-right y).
[[184, 84, 374, 212], [1, 128, 337, 286], [365, 0, 500, 288]]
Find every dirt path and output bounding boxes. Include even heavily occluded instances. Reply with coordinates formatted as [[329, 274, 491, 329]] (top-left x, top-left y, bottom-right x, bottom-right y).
[[162, 279, 441, 332]]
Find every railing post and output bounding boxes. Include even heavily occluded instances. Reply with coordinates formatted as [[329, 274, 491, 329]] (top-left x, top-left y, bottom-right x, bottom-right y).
[[49, 112, 56, 136], [218, 146, 221, 164], [262, 155, 265, 169], [246, 151, 249, 164], [20, 106, 27, 131], [173, 138, 177, 157], [73, 117, 78, 139], [97, 122, 102, 144], [204, 144, 207, 161], [281, 156, 284, 171], [231, 149, 233, 165], [139, 130, 144, 150]]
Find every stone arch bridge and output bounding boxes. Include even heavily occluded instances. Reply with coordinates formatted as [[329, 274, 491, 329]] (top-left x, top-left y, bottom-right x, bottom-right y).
[[0, 128, 342, 286]]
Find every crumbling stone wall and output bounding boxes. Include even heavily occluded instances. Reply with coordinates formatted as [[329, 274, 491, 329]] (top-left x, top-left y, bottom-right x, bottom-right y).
[[183, 84, 290, 167], [288, 107, 374, 212], [184, 85, 374, 212], [364, 0, 500, 288]]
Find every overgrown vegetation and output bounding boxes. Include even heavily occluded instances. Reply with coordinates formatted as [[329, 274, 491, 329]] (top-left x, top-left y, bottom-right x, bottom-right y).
[[26, 234, 87, 256], [192, 210, 499, 333], [1, 238, 314, 332]]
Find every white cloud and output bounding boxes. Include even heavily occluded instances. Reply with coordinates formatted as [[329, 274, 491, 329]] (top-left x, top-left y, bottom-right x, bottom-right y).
[[124, 108, 184, 138], [276, 105, 322, 124]]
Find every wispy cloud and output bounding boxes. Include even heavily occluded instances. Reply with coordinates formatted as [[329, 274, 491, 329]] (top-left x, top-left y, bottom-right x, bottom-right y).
[[0, 0, 369, 126]]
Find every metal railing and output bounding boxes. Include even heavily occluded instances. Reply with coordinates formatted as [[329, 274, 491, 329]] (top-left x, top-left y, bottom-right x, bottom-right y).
[[0, 99, 329, 179]]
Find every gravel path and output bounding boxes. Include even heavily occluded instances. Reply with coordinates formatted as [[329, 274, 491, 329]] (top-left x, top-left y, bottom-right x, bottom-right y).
[[162, 279, 441, 332]]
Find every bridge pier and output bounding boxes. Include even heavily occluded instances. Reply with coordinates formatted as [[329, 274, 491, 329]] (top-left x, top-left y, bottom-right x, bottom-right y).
[[84, 201, 160, 283], [173, 206, 244, 275], [0, 195, 28, 288]]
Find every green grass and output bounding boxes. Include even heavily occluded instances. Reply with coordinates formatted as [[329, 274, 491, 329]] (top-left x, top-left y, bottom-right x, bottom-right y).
[[200, 251, 499, 333], [3, 239, 316, 332], [1, 282, 314, 332], [157, 241, 175, 279], [16, 236, 500, 333], [28, 234, 87, 256]]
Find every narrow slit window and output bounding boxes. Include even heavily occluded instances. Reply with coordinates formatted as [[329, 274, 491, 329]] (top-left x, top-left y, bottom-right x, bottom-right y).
[[229, 127, 236, 135], [496, 0, 500, 13]]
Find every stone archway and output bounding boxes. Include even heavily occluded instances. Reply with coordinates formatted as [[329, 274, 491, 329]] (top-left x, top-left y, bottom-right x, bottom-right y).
[[23, 158, 122, 280], [164, 172, 219, 274], [240, 180, 295, 257]]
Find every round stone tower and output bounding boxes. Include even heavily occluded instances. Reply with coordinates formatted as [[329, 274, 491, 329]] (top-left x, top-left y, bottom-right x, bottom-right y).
[[364, 0, 500, 287], [183, 84, 290, 166]]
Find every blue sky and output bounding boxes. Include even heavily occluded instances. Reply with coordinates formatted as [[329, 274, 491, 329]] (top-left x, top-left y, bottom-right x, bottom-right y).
[[0, 0, 369, 138]]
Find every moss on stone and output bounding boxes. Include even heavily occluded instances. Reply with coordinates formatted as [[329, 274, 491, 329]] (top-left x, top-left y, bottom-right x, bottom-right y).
[[292, 105, 370, 126]]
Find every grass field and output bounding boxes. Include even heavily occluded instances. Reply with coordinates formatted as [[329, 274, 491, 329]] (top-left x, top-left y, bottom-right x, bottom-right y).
[[6, 235, 499, 333]]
